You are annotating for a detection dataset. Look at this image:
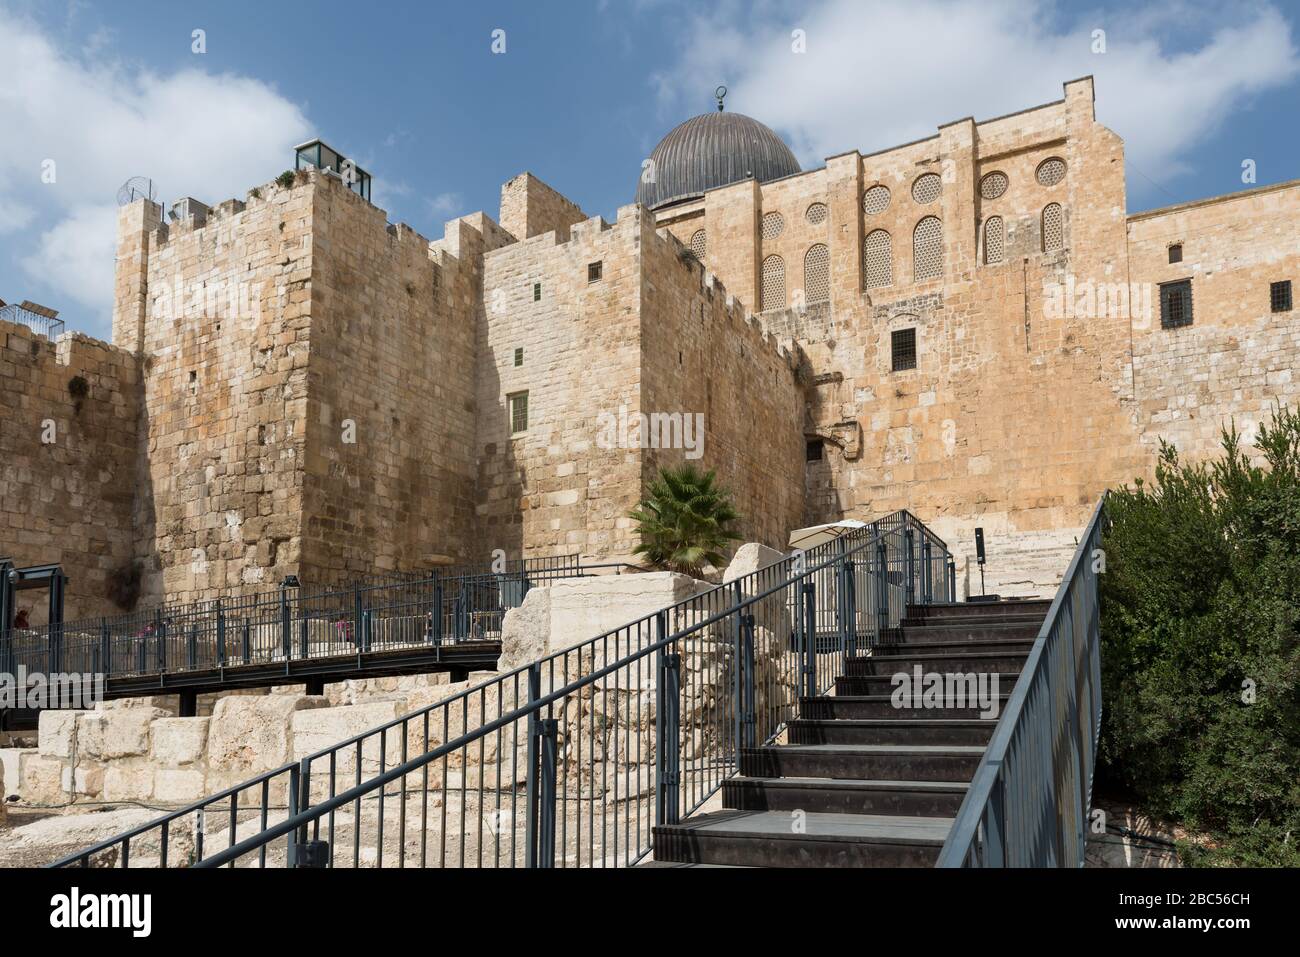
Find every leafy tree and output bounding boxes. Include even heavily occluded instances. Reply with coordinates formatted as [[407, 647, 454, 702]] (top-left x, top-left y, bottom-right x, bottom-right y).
[[1100, 406, 1300, 865], [629, 465, 741, 577]]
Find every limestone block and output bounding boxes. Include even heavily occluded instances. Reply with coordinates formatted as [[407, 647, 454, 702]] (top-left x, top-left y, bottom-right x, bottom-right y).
[[38, 710, 81, 758], [497, 586, 551, 672], [20, 752, 66, 803], [151, 717, 210, 767], [0, 748, 32, 798], [74, 764, 105, 799], [292, 701, 405, 801], [207, 694, 328, 780], [102, 763, 155, 803], [154, 768, 206, 803], [91, 707, 167, 759]]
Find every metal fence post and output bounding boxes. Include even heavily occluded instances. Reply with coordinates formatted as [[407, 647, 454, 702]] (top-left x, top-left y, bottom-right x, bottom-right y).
[[659, 651, 681, 826], [905, 526, 916, 607], [843, 559, 857, 662], [156, 612, 165, 672], [741, 611, 756, 751], [299, 610, 309, 660], [922, 538, 933, 604], [731, 582, 743, 769], [524, 663, 542, 867], [216, 602, 226, 668], [947, 556, 956, 603], [280, 590, 291, 660], [100, 619, 111, 678], [875, 538, 889, 640], [802, 582, 817, 698], [241, 619, 251, 665], [286, 763, 301, 867], [187, 625, 197, 670], [537, 718, 559, 868]]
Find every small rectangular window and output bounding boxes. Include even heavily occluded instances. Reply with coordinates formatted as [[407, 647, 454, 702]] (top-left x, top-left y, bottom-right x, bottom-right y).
[[588, 261, 603, 283], [1271, 280, 1293, 313], [1168, 244, 1183, 264], [532, 282, 541, 302], [891, 328, 917, 372], [514, 347, 524, 367], [508, 391, 529, 434], [806, 439, 825, 462], [1159, 279, 1193, 329]]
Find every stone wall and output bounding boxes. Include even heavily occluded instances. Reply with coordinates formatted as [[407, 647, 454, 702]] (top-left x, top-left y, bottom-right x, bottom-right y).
[[499, 172, 589, 243], [1128, 179, 1300, 464], [122, 177, 314, 602], [0, 321, 140, 621]]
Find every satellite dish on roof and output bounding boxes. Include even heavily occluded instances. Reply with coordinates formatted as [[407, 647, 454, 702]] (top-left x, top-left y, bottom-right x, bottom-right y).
[[116, 176, 156, 206]]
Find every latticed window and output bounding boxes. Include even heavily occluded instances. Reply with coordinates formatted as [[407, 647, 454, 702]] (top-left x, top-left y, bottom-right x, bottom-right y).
[[804, 244, 830, 304], [1160, 280, 1193, 329], [891, 328, 917, 372], [689, 229, 707, 260], [1270, 280, 1292, 313], [980, 171, 1008, 200], [913, 217, 943, 281], [912, 173, 942, 205], [864, 230, 892, 288], [760, 255, 786, 311], [984, 216, 1004, 265], [1037, 157, 1066, 187], [863, 185, 891, 216], [806, 202, 828, 225], [761, 212, 785, 240], [1042, 203, 1064, 252], [508, 391, 529, 434]]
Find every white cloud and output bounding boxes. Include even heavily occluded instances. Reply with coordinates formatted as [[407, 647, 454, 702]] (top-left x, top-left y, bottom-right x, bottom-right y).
[[0, 10, 313, 334], [428, 191, 465, 218], [651, 0, 1298, 190]]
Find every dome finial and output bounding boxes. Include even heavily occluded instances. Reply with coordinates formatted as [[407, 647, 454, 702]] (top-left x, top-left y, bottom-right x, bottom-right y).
[[715, 85, 727, 112]]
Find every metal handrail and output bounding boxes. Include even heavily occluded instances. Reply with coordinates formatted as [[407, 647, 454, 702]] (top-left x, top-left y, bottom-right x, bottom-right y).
[[50, 511, 953, 868], [935, 495, 1107, 867]]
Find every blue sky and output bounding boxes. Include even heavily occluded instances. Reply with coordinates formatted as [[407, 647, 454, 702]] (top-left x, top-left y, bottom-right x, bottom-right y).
[[2, 0, 1298, 337]]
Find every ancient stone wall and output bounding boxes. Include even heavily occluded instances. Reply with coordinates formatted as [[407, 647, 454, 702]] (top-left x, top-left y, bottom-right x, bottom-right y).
[[476, 208, 647, 561], [297, 181, 494, 580], [1128, 179, 1300, 464], [0, 323, 140, 621], [639, 228, 807, 550], [122, 177, 314, 602], [499, 172, 589, 243]]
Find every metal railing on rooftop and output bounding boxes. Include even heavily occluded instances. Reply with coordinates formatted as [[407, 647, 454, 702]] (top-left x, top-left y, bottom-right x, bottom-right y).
[[935, 496, 1107, 867], [0, 304, 65, 340], [50, 512, 955, 868]]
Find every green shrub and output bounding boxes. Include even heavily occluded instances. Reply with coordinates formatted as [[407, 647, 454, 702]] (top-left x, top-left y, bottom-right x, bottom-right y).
[[276, 170, 296, 190], [629, 464, 740, 577], [1100, 405, 1300, 865]]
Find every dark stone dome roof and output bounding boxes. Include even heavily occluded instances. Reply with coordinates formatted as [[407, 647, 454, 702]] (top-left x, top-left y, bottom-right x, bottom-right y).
[[636, 111, 801, 210]]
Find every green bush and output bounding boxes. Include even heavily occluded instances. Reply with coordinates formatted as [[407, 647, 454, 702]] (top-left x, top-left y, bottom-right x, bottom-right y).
[[1100, 406, 1300, 865]]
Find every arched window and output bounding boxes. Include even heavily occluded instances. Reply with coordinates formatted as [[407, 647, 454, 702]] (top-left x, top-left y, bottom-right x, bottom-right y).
[[864, 230, 892, 288], [689, 229, 707, 260], [804, 244, 830, 304], [760, 255, 786, 311], [913, 217, 943, 282], [984, 216, 1005, 265], [1042, 203, 1063, 252]]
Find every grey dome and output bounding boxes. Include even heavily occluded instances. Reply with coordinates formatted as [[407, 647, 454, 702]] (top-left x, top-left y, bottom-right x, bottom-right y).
[[636, 111, 801, 210]]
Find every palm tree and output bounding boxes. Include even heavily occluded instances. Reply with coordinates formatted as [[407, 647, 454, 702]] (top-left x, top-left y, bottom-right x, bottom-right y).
[[629, 464, 741, 577]]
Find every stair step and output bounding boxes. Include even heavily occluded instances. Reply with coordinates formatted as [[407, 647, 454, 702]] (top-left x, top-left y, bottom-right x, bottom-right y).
[[788, 718, 994, 746], [741, 743, 984, 781], [907, 599, 1050, 621], [842, 650, 1029, 679], [873, 636, 1037, 655], [899, 615, 1044, 631], [897, 621, 1041, 642], [652, 810, 952, 867], [801, 693, 1011, 720], [723, 776, 969, 816]]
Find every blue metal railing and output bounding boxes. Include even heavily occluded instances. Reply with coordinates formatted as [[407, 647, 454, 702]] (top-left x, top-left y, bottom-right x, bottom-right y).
[[935, 496, 1107, 867], [50, 511, 954, 868]]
